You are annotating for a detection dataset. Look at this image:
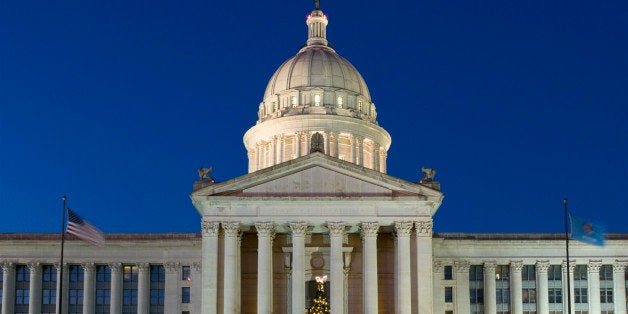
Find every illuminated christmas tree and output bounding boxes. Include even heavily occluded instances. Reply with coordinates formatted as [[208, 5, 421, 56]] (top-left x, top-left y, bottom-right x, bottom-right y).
[[310, 275, 330, 314]]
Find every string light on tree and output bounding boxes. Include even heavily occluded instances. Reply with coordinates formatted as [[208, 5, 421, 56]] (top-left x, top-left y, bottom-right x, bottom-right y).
[[309, 275, 330, 314]]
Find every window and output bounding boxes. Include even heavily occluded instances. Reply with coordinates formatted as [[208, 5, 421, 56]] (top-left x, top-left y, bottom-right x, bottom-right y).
[[575, 287, 588, 303], [291, 96, 297, 107], [150, 265, 165, 313], [42, 289, 56, 304], [42, 265, 56, 282], [123, 289, 138, 305], [444, 287, 453, 303], [16, 265, 29, 282], [182, 266, 191, 281], [469, 264, 484, 307], [97, 265, 111, 282], [314, 94, 320, 106], [522, 265, 535, 281], [548, 288, 562, 303], [272, 101, 278, 112], [548, 265, 562, 280], [96, 289, 110, 305], [337, 96, 343, 108], [574, 265, 587, 280], [16, 289, 29, 304], [600, 265, 613, 280], [182, 287, 191, 303], [69, 289, 83, 305], [522, 288, 536, 303], [123, 265, 138, 282], [358, 101, 363, 112], [122, 265, 139, 313], [444, 265, 453, 280], [600, 287, 613, 303]]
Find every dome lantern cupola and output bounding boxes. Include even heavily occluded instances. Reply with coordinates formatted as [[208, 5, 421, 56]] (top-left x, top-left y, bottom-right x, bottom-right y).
[[244, 3, 391, 174]]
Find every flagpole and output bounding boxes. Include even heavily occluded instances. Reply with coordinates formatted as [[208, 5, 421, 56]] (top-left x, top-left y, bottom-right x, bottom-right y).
[[563, 198, 572, 314], [58, 196, 67, 314]]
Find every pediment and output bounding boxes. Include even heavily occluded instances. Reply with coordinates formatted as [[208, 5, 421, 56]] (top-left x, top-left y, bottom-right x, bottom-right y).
[[191, 153, 441, 200]]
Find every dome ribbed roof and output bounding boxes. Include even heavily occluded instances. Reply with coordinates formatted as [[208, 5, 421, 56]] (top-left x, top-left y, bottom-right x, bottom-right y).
[[263, 45, 371, 102]]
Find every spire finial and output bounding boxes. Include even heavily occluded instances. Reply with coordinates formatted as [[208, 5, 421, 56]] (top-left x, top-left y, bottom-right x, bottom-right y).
[[315, 0, 320, 10]]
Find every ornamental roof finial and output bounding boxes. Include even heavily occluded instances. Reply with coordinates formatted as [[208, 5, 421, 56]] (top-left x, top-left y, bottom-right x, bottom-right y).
[[315, 0, 320, 10]]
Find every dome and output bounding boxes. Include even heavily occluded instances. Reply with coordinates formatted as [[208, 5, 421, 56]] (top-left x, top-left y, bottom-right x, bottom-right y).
[[263, 46, 372, 103], [244, 6, 391, 174]]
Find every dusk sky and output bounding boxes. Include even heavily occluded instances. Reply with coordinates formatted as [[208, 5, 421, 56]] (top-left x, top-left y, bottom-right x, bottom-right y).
[[1, 0, 626, 234]]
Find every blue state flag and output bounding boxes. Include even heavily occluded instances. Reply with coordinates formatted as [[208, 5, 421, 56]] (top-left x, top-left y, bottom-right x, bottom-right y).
[[569, 212, 606, 246]]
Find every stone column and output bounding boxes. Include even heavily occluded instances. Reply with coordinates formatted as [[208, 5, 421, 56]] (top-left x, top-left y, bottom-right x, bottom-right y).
[[343, 267, 350, 314], [415, 220, 433, 314], [535, 261, 550, 314], [305, 132, 311, 154], [394, 221, 412, 314], [484, 261, 497, 314], [1, 262, 15, 314], [380, 151, 387, 173], [164, 262, 179, 314], [356, 136, 364, 166], [290, 222, 308, 313], [248, 149, 255, 173], [137, 263, 150, 314], [324, 132, 331, 155], [432, 262, 444, 314], [510, 261, 523, 314], [236, 232, 242, 313], [201, 219, 219, 314], [613, 261, 627, 314], [349, 135, 356, 163], [296, 132, 303, 157], [587, 260, 601, 313], [110, 263, 123, 314], [561, 261, 575, 314], [361, 222, 379, 314], [328, 222, 346, 314], [455, 260, 471, 314], [255, 143, 262, 171], [192, 262, 202, 314], [83, 263, 96, 314], [28, 262, 42, 314], [269, 137, 276, 166], [256, 222, 275, 314], [332, 132, 339, 158], [222, 222, 241, 313], [372, 143, 380, 171], [278, 135, 285, 163]]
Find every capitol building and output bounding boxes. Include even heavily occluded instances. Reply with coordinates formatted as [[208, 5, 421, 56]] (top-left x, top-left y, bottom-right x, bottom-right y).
[[1, 4, 627, 314]]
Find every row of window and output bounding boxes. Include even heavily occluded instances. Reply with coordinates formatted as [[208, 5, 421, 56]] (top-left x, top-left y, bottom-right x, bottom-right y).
[[444, 264, 617, 281]]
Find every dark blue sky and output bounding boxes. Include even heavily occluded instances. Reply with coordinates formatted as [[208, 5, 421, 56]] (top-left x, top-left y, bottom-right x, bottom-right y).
[[1, 0, 626, 234]]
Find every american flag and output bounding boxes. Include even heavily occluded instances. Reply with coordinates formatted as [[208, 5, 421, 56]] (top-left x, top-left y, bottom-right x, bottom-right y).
[[66, 209, 105, 246]]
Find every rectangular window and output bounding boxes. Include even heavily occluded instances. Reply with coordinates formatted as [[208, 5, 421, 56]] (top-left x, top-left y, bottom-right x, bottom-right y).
[[575, 287, 588, 303], [182, 266, 191, 281], [574, 265, 587, 280], [96, 289, 111, 305], [469, 264, 484, 308], [16, 265, 30, 282], [182, 287, 191, 303], [69, 289, 83, 305], [16, 289, 29, 304], [522, 288, 536, 303], [123, 289, 138, 305], [42, 289, 56, 304], [123, 265, 138, 283], [42, 265, 57, 282], [444, 265, 453, 280], [444, 287, 453, 303], [522, 265, 535, 281], [150, 265, 165, 313], [600, 287, 613, 303], [97, 265, 111, 282], [548, 265, 562, 280], [549, 288, 562, 303]]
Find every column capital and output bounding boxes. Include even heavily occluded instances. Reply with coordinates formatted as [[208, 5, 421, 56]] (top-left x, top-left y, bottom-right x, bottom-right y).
[[433, 261, 444, 272], [394, 221, 413, 237], [109, 262, 122, 274], [222, 222, 241, 236], [81, 262, 95, 272], [201, 219, 220, 237], [360, 222, 380, 238], [415, 221, 433, 237], [27, 261, 42, 273], [483, 261, 496, 272], [613, 260, 628, 272], [454, 260, 470, 272], [1, 261, 15, 274], [164, 262, 179, 273], [255, 222, 276, 237], [587, 260, 602, 273], [327, 222, 346, 236], [535, 260, 550, 272], [289, 222, 309, 237], [193, 262, 202, 272], [510, 260, 523, 272], [136, 262, 150, 271], [561, 260, 576, 272]]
